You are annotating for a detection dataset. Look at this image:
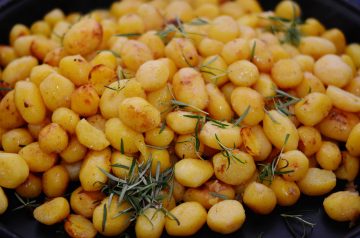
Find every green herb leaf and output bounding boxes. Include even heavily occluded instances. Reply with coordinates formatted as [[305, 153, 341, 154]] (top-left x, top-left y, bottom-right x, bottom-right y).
[[209, 192, 228, 200], [102, 204, 107, 232], [114, 33, 142, 37], [120, 138, 125, 154], [250, 41, 257, 61], [233, 106, 251, 127], [189, 18, 209, 26]]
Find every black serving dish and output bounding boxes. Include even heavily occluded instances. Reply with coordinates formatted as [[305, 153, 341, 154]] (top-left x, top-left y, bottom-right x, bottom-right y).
[[0, 0, 360, 237]]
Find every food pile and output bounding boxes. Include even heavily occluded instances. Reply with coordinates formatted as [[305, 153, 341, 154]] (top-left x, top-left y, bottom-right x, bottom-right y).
[[0, 0, 359, 237]]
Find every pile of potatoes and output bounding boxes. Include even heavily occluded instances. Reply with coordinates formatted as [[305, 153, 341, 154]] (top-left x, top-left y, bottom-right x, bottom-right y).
[[0, 0, 360, 237]]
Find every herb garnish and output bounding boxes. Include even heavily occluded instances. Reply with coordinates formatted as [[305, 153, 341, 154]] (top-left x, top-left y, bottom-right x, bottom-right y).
[[281, 213, 316, 238], [12, 193, 39, 211], [215, 134, 245, 167], [266, 89, 300, 117]]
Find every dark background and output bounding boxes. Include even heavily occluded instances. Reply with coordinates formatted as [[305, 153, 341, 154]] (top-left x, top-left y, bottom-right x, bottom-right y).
[[0, 0, 360, 237]]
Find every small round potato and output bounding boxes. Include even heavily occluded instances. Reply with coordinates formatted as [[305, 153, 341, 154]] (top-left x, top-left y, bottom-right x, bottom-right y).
[[346, 123, 360, 157], [76, 119, 110, 151], [271, 59, 303, 89], [1, 128, 33, 153], [166, 110, 198, 135], [60, 136, 87, 164], [135, 208, 165, 238], [240, 125, 272, 161], [297, 126, 322, 157], [243, 182, 277, 215], [270, 176, 300, 206], [33, 197, 70, 225], [145, 126, 174, 147], [19, 142, 56, 172], [42, 165, 70, 198], [15, 173, 42, 198], [323, 191, 360, 222], [212, 150, 256, 186], [175, 158, 214, 188], [135, 60, 169, 91], [165, 202, 207, 236], [51, 107, 80, 134], [119, 97, 161, 133], [228, 60, 259, 87], [316, 141, 341, 171], [278, 150, 309, 182], [175, 134, 205, 159], [0, 152, 29, 189], [38, 122, 68, 153], [71, 84, 100, 117], [93, 196, 131, 236], [207, 200, 246, 234], [70, 186, 106, 218], [335, 152, 359, 181], [64, 214, 97, 238], [0, 91, 25, 129], [297, 168, 336, 196]]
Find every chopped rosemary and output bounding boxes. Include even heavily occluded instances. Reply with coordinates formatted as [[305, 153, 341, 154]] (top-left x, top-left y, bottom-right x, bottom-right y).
[[170, 99, 209, 115], [188, 17, 209, 26], [266, 89, 300, 117], [120, 138, 125, 154], [209, 192, 228, 200], [258, 134, 293, 183], [281, 213, 316, 238], [102, 204, 107, 232], [98, 157, 177, 224], [233, 106, 251, 127], [159, 121, 167, 134], [145, 144, 169, 150], [114, 33, 142, 37], [250, 41, 257, 61], [12, 193, 38, 211], [215, 134, 245, 167]]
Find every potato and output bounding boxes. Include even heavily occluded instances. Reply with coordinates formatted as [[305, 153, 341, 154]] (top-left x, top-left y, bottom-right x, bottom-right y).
[[207, 200, 245, 234], [294, 92, 332, 126], [135, 208, 165, 238], [318, 108, 359, 142], [65, 214, 97, 238], [175, 134, 204, 159], [89, 64, 116, 96], [166, 110, 199, 135], [278, 150, 309, 182], [175, 158, 214, 188], [51, 107, 80, 134], [29, 64, 57, 86], [249, 39, 273, 73], [183, 179, 235, 209], [100, 79, 146, 119], [346, 123, 360, 156], [200, 55, 229, 86], [253, 73, 277, 98], [110, 152, 137, 179], [315, 141, 341, 171], [2, 56, 38, 86], [326, 85, 360, 113], [42, 67, 75, 99], [165, 1, 194, 22], [297, 126, 322, 157], [44, 8, 65, 26], [63, 18, 102, 55], [231, 87, 264, 126], [165, 202, 207, 236], [243, 182, 277, 215], [117, 13, 145, 36], [345, 76, 360, 97], [121, 40, 154, 71], [76, 119, 110, 151], [61, 160, 82, 182], [295, 72, 325, 98], [138, 31, 165, 60], [0, 187, 8, 214], [139, 147, 171, 175], [42, 165, 70, 197], [91, 50, 117, 70], [14, 81, 46, 124], [93, 196, 131, 236], [19, 142, 56, 172], [0, 152, 29, 188], [0, 91, 25, 129], [145, 126, 174, 147], [275, 0, 301, 19], [44, 47, 68, 67], [59, 136, 87, 164], [119, 97, 161, 133], [271, 59, 303, 89], [241, 125, 272, 161], [314, 54, 352, 88], [59, 55, 92, 86], [297, 168, 336, 196], [1, 128, 33, 153], [270, 176, 300, 206], [79, 148, 111, 191], [221, 38, 250, 64], [13, 35, 35, 57], [205, 84, 233, 121], [335, 152, 359, 182], [31, 20, 51, 37], [30, 37, 58, 61], [323, 191, 360, 222], [165, 38, 199, 68], [0, 45, 17, 67], [212, 151, 256, 185], [9, 24, 30, 45], [105, 118, 143, 154], [208, 15, 239, 43], [70, 187, 105, 218], [199, 121, 242, 150], [293, 54, 315, 72], [172, 67, 208, 110], [38, 123, 68, 153], [299, 36, 336, 59], [136, 60, 169, 91], [33, 197, 70, 225], [15, 173, 42, 198], [263, 110, 299, 151], [71, 84, 100, 117]]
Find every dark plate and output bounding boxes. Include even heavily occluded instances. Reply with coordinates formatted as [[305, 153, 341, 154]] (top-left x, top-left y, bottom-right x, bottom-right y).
[[0, 0, 360, 237]]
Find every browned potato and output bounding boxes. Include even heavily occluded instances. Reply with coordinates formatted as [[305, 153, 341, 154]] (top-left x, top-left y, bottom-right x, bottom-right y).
[[70, 186, 105, 218], [64, 214, 97, 238]]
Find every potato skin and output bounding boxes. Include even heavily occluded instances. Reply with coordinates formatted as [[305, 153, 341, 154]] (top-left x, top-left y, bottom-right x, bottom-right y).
[[135, 208, 165, 238], [0, 152, 29, 188], [323, 191, 360, 222], [0, 187, 8, 214], [33, 197, 70, 225], [64, 214, 97, 238], [0, 90, 25, 129], [63, 18, 102, 55], [76, 119, 110, 151], [297, 168, 336, 196], [175, 159, 214, 188], [70, 186, 105, 218], [243, 182, 277, 215]]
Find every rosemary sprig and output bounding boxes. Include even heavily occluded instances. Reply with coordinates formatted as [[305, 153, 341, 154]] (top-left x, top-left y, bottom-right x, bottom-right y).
[[188, 18, 209, 26], [99, 157, 178, 226], [114, 33, 142, 37], [250, 41, 257, 61], [146, 144, 169, 150], [120, 138, 125, 154], [233, 106, 251, 127], [209, 192, 228, 200], [215, 134, 245, 167], [281, 213, 316, 238], [258, 134, 293, 183], [102, 204, 107, 232], [12, 193, 38, 211], [266, 89, 300, 117], [159, 121, 167, 134], [170, 99, 209, 115], [104, 68, 128, 91]]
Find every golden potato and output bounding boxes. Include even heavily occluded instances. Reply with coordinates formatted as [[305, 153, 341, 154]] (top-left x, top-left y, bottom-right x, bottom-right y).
[[70, 186, 105, 218], [64, 214, 97, 238], [278, 150, 309, 182], [297, 126, 322, 157], [0, 187, 8, 214], [221, 38, 250, 64], [33, 197, 70, 225], [326, 85, 360, 113], [136, 59, 169, 91], [15, 173, 42, 199], [175, 134, 205, 159], [253, 73, 277, 98], [61, 160, 82, 182], [165, 38, 199, 68], [271, 59, 303, 89], [240, 125, 272, 161], [346, 123, 360, 156], [38, 123, 68, 153], [274, 0, 301, 19], [135, 208, 165, 238], [42, 165, 70, 197], [0, 152, 29, 188], [89, 64, 116, 96], [145, 126, 174, 147], [297, 168, 336, 196], [71, 84, 100, 117], [63, 18, 102, 55], [51, 107, 80, 134], [59, 55, 92, 86], [270, 176, 300, 206], [0, 91, 25, 129], [299, 36, 336, 59], [175, 158, 214, 188], [76, 119, 110, 151], [212, 150, 256, 185], [1, 128, 33, 153], [120, 40, 154, 71], [323, 191, 360, 222], [316, 141, 341, 171], [164, 1, 194, 22], [2, 56, 38, 86], [208, 16, 239, 43], [243, 182, 277, 215], [29, 64, 57, 86], [200, 55, 229, 86], [19, 142, 56, 172], [166, 110, 198, 135], [165, 202, 207, 236], [335, 152, 359, 182]]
